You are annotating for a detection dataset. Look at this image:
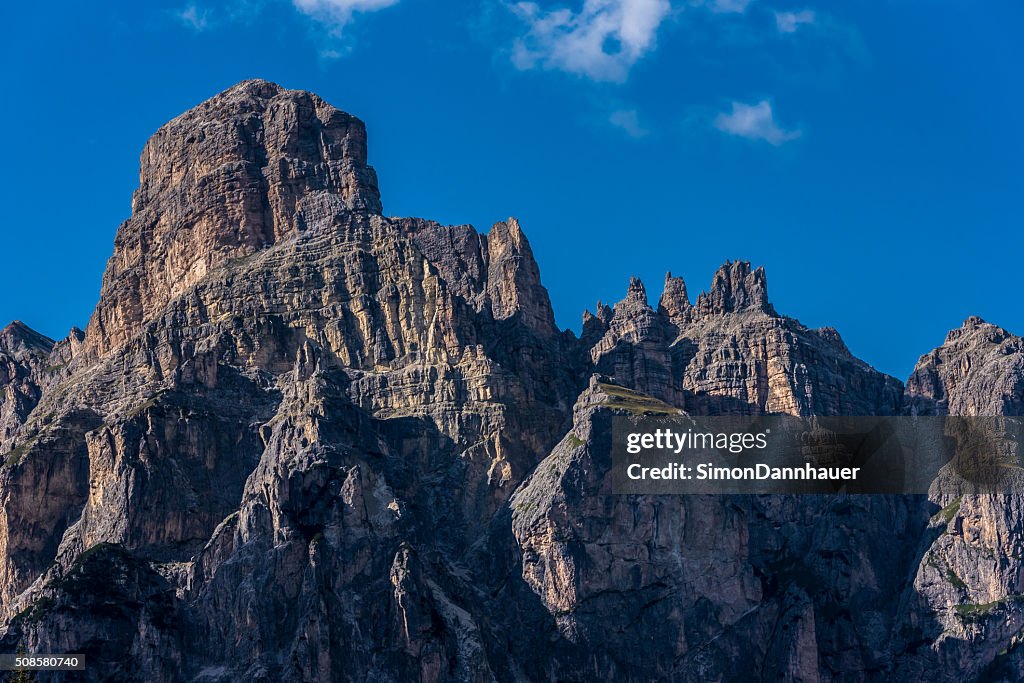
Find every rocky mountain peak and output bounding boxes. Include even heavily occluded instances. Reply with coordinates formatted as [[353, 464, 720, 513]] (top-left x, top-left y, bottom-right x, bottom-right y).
[[607, 277, 656, 328], [392, 215, 559, 341], [813, 326, 851, 356], [0, 321, 53, 359], [6, 79, 1024, 683], [581, 302, 614, 346], [906, 316, 1024, 416], [657, 271, 691, 322], [583, 277, 680, 403], [485, 217, 557, 336], [84, 79, 382, 357], [625, 276, 647, 301], [694, 260, 775, 317], [133, 78, 381, 219], [945, 315, 1011, 346]]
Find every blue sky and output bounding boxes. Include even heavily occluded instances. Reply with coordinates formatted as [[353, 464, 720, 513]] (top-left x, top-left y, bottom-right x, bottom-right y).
[[1, 0, 1021, 380]]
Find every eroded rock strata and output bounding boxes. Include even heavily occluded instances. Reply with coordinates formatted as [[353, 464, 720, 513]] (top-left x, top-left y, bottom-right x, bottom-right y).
[[1, 80, 1023, 682]]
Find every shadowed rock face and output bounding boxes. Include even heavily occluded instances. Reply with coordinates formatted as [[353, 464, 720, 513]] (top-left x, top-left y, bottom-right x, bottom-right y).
[[0, 80, 1022, 682], [0, 322, 54, 444], [891, 318, 1024, 682]]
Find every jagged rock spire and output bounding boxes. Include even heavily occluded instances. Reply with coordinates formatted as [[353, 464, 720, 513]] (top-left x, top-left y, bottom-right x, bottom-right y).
[[694, 260, 775, 316], [658, 271, 691, 321], [625, 276, 646, 302], [485, 217, 558, 337]]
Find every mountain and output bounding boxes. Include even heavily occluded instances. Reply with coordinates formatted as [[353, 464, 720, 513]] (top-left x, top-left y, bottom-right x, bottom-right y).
[[1, 80, 1022, 682]]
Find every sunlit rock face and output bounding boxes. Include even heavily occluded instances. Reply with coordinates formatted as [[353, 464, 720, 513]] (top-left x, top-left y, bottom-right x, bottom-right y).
[[85, 79, 383, 359], [0, 80, 1022, 682]]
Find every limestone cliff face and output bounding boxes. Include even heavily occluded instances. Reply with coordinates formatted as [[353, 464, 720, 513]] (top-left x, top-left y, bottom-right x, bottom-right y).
[[509, 308, 1024, 681], [515, 260, 915, 680], [0, 81, 578, 682], [396, 216, 559, 339], [85, 79, 382, 358], [893, 318, 1024, 682], [906, 316, 1024, 417], [0, 80, 1022, 682], [0, 322, 53, 444], [512, 379, 925, 681]]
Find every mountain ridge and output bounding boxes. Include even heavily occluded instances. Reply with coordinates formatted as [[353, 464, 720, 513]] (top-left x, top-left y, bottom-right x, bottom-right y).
[[1, 80, 1023, 682]]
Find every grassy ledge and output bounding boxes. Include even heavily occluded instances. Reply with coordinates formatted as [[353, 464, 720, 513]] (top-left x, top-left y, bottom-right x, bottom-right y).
[[598, 382, 679, 416]]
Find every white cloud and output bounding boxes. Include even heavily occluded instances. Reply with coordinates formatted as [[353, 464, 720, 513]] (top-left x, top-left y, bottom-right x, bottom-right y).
[[774, 9, 815, 33], [714, 100, 800, 145], [511, 0, 672, 82], [177, 4, 210, 31], [609, 109, 649, 137], [293, 0, 399, 29]]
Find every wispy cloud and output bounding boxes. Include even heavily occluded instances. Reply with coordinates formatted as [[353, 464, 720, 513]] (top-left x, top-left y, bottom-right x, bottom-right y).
[[177, 4, 210, 31], [691, 0, 753, 14], [774, 9, 815, 33], [714, 100, 800, 145], [293, 0, 399, 30], [609, 108, 649, 137], [170, 1, 276, 33], [510, 0, 672, 82]]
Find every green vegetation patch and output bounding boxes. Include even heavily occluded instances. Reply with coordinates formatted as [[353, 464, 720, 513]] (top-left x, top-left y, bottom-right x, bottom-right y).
[[945, 568, 967, 591], [17, 596, 56, 624], [955, 601, 1002, 619], [925, 552, 968, 591], [954, 595, 1024, 621], [931, 496, 962, 526], [3, 438, 38, 467], [71, 542, 123, 569], [598, 382, 678, 416], [126, 395, 162, 420]]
